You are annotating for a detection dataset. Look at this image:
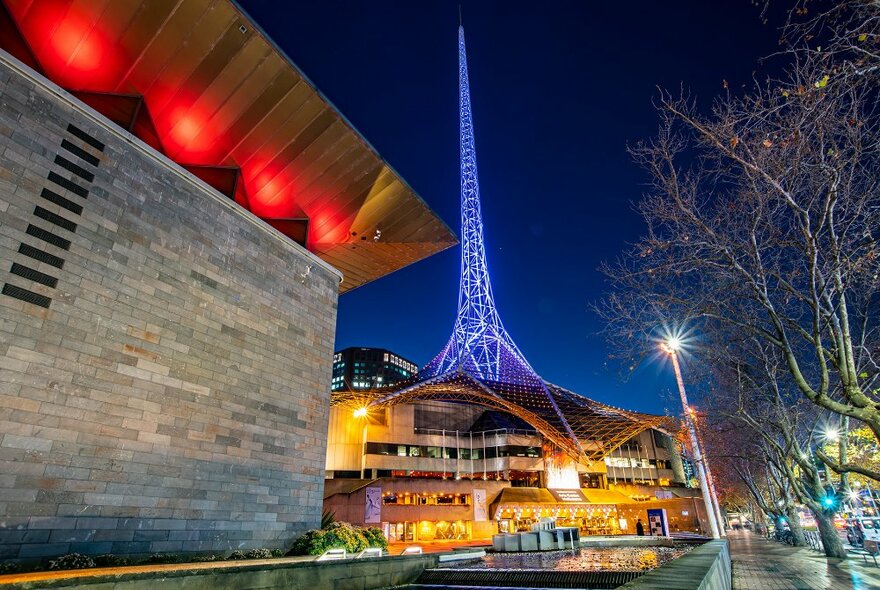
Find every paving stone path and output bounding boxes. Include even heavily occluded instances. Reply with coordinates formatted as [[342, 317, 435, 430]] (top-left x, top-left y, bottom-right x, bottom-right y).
[[729, 530, 880, 590]]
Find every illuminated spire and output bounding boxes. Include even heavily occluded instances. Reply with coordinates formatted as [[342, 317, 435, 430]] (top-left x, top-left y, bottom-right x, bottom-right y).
[[374, 26, 597, 458], [419, 26, 541, 387]]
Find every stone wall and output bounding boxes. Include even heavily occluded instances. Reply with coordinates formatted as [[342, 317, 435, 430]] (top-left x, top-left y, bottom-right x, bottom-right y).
[[0, 53, 341, 561], [0, 554, 439, 590]]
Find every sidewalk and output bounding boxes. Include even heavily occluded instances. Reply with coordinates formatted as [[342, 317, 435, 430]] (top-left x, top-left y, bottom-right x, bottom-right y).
[[729, 529, 880, 590]]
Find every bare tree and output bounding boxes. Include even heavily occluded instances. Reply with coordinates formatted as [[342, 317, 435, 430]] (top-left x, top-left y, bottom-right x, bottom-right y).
[[780, 0, 880, 84], [709, 337, 847, 556], [704, 414, 806, 543], [599, 4, 880, 477]]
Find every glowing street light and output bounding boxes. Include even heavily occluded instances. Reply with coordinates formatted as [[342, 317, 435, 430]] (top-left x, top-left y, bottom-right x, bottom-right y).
[[353, 406, 369, 478], [662, 336, 722, 539], [663, 336, 682, 353]]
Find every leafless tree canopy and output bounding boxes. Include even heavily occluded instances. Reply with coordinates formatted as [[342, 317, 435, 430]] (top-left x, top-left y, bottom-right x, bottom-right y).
[[598, 0, 879, 478]]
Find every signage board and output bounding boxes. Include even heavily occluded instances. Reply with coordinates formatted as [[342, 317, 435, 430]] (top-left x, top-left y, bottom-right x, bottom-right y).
[[474, 489, 488, 521], [364, 486, 381, 523], [647, 508, 669, 537], [548, 489, 586, 503]]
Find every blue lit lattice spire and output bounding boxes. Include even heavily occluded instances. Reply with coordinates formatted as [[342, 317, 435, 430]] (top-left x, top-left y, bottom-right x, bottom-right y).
[[418, 28, 579, 453], [361, 26, 671, 462], [421, 27, 542, 388]]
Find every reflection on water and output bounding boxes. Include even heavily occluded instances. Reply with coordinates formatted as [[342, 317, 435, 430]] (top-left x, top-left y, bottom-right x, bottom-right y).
[[475, 545, 691, 571]]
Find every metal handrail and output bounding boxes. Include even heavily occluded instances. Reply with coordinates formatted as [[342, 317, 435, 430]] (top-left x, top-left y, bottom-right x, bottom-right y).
[[413, 427, 539, 437]]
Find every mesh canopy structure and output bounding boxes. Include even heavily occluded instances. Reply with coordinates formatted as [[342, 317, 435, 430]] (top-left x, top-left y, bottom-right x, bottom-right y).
[[332, 27, 670, 463]]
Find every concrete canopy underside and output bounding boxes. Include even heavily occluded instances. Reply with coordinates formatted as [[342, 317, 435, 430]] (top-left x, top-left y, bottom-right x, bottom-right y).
[[0, 0, 457, 293]]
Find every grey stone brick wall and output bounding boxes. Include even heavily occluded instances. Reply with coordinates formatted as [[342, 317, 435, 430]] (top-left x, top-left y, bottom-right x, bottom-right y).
[[0, 53, 341, 561]]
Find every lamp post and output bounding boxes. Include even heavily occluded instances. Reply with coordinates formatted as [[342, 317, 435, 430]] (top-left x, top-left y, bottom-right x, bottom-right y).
[[354, 407, 369, 479], [689, 406, 727, 536], [661, 338, 721, 539]]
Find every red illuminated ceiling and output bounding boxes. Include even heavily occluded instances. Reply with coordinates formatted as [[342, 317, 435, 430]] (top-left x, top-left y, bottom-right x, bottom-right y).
[[0, 0, 456, 292]]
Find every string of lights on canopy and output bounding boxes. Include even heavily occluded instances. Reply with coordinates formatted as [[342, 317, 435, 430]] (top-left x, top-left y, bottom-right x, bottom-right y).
[[331, 27, 673, 464]]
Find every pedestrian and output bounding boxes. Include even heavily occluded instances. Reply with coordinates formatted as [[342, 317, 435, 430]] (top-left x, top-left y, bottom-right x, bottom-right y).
[[636, 518, 645, 536]]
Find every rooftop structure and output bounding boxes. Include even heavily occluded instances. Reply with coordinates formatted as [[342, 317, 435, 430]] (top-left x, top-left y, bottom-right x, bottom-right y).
[[0, 0, 457, 292], [332, 27, 670, 463]]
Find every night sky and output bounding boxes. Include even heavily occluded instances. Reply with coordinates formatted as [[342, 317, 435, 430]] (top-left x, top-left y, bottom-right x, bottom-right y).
[[238, 1, 786, 415]]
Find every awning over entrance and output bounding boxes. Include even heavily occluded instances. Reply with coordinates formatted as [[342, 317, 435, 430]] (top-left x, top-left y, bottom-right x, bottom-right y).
[[490, 487, 632, 521]]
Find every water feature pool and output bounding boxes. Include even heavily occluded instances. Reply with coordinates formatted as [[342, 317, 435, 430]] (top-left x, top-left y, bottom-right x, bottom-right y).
[[474, 544, 693, 572]]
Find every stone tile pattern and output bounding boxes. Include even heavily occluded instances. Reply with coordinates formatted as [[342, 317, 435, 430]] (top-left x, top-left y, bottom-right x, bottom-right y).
[[729, 530, 880, 590], [0, 57, 339, 561]]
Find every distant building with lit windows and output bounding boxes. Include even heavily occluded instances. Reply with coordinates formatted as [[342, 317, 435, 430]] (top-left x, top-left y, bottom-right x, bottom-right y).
[[324, 358, 709, 541], [331, 347, 419, 392]]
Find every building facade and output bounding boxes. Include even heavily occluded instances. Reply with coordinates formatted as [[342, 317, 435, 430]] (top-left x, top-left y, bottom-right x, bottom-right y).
[[0, 0, 455, 562], [325, 369, 701, 541], [0, 56, 339, 558], [331, 347, 419, 392]]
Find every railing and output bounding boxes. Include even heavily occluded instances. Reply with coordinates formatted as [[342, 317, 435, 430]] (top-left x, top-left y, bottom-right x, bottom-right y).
[[804, 530, 823, 552], [413, 427, 539, 437]]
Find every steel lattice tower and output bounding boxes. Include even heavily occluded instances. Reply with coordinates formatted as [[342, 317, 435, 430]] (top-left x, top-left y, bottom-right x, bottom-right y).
[[422, 27, 543, 387], [336, 27, 672, 463], [399, 27, 580, 451]]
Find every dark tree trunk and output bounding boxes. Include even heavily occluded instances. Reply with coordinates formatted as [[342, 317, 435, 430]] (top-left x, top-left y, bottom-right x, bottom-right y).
[[785, 506, 806, 547], [814, 509, 847, 558]]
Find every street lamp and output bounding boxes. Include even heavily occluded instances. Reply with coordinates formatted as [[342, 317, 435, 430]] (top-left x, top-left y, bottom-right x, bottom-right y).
[[353, 406, 369, 478], [662, 337, 722, 539], [688, 404, 727, 537], [822, 427, 840, 442]]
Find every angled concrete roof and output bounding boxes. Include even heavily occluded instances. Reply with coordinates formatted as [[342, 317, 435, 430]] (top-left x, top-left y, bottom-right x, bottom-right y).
[[0, 0, 456, 292]]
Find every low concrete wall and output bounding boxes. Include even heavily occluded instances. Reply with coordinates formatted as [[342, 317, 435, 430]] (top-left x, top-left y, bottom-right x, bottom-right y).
[[618, 539, 731, 590], [0, 554, 439, 590]]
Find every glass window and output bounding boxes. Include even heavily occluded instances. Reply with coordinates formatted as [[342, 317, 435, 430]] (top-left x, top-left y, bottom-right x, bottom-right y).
[[425, 446, 442, 458]]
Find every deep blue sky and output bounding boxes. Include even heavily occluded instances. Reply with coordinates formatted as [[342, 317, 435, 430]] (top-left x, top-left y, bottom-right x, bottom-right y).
[[239, 1, 785, 415]]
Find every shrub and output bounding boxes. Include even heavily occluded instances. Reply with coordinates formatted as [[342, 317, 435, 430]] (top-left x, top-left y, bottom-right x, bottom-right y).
[[270, 548, 284, 558], [361, 527, 388, 551], [287, 521, 387, 556], [0, 562, 21, 575], [192, 554, 223, 562], [93, 554, 131, 567], [48, 553, 96, 570], [227, 550, 246, 561], [244, 548, 273, 560], [140, 554, 185, 565]]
